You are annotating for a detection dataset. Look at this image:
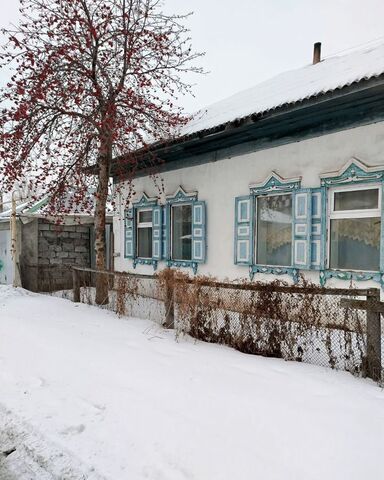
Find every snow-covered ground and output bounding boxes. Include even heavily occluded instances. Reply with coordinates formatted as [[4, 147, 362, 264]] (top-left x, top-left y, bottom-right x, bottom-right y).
[[0, 286, 383, 480]]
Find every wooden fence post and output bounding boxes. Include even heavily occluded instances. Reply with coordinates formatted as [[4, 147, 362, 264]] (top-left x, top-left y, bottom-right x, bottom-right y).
[[366, 288, 382, 381], [164, 270, 175, 329], [72, 268, 80, 303]]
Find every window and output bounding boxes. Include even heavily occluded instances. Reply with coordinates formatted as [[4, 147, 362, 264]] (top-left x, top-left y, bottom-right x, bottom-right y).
[[172, 204, 192, 261], [329, 186, 381, 271], [256, 193, 292, 266], [136, 209, 153, 258]]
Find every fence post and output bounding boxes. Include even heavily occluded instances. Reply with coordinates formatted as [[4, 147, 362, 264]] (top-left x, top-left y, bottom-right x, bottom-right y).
[[164, 270, 175, 329], [72, 268, 80, 303], [365, 288, 382, 381]]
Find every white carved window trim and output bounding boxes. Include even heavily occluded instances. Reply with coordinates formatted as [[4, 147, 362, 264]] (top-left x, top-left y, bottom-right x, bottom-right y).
[[170, 203, 193, 262], [254, 192, 293, 267], [327, 183, 381, 271], [136, 208, 153, 259]]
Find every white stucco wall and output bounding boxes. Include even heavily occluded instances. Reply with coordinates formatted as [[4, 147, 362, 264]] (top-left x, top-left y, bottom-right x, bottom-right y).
[[113, 122, 384, 288]]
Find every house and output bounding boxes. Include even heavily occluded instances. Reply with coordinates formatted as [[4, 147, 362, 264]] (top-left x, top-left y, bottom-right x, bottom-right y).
[[0, 195, 113, 291], [112, 41, 384, 289]]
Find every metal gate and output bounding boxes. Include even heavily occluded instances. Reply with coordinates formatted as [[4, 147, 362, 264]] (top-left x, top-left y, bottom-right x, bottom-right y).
[[0, 229, 13, 285]]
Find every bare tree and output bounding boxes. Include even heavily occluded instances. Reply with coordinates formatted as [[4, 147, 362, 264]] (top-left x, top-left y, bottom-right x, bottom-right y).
[[0, 0, 202, 303]]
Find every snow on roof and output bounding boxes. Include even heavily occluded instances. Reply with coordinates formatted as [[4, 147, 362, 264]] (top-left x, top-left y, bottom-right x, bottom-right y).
[[0, 192, 113, 221], [182, 41, 384, 136], [0, 200, 31, 219]]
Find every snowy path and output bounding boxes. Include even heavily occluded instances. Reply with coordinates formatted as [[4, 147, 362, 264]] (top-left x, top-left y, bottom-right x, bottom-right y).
[[0, 285, 383, 480], [0, 402, 104, 480]]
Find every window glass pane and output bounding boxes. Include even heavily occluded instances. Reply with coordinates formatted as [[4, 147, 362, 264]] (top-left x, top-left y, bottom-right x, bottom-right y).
[[138, 210, 153, 224], [137, 227, 152, 258], [334, 189, 378, 211], [256, 194, 292, 266], [172, 205, 192, 261], [330, 218, 380, 271]]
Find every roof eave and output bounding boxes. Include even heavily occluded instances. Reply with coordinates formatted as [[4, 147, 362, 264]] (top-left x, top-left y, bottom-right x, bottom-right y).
[[110, 73, 384, 179]]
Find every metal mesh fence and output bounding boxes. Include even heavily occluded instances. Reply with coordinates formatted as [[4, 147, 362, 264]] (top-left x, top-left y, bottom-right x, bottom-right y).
[[174, 283, 370, 376], [51, 267, 384, 384]]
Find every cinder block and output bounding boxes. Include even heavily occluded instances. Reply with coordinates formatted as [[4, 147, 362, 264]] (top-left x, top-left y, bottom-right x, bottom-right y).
[[74, 239, 87, 247], [50, 258, 62, 265], [41, 231, 57, 239], [75, 257, 87, 265], [38, 259, 50, 265], [63, 243, 74, 252], [38, 241, 49, 251], [76, 226, 89, 233], [62, 259, 75, 265]]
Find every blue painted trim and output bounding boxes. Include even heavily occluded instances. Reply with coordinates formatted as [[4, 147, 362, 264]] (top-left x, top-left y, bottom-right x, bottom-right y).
[[128, 193, 160, 271], [320, 158, 384, 187], [132, 193, 158, 207], [133, 258, 158, 270], [166, 186, 198, 204], [237, 161, 384, 288], [250, 172, 301, 195], [250, 265, 299, 283], [167, 260, 198, 275], [292, 189, 312, 269], [165, 187, 206, 269], [239, 174, 302, 274], [320, 159, 384, 288], [320, 185, 327, 271], [310, 188, 323, 270], [320, 270, 384, 288], [163, 203, 171, 261], [192, 201, 206, 263], [380, 183, 384, 275], [124, 208, 135, 260], [234, 195, 254, 265]]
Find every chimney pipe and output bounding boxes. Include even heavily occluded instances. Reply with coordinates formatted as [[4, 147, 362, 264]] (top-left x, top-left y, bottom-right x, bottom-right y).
[[313, 42, 322, 65]]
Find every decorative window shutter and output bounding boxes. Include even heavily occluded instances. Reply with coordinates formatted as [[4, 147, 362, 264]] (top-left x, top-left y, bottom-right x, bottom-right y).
[[152, 206, 162, 261], [124, 208, 135, 259], [162, 204, 170, 260], [380, 184, 384, 274], [292, 189, 312, 269], [234, 195, 254, 265], [310, 188, 325, 270], [192, 201, 206, 263]]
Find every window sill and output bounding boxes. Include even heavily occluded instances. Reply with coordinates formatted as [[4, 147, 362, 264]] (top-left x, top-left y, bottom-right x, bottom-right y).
[[167, 260, 198, 274], [320, 269, 383, 287], [133, 258, 158, 270], [250, 265, 299, 282]]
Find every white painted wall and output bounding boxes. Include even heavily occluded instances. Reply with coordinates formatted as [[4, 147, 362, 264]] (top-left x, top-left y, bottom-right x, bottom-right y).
[[114, 122, 384, 288]]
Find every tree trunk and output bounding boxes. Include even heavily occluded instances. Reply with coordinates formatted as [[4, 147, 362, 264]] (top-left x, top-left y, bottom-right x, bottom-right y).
[[94, 137, 111, 305]]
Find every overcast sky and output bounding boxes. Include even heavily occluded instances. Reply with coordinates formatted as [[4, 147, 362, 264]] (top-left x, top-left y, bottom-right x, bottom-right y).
[[1, 0, 384, 113]]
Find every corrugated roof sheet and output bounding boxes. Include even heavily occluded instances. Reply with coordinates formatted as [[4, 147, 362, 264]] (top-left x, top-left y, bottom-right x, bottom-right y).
[[0, 192, 113, 220], [182, 41, 384, 136]]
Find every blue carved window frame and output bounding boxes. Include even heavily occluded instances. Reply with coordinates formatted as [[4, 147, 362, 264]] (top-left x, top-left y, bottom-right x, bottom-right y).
[[249, 172, 302, 282], [319, 158, 384, 288], [130, 193, 159, 270], [165, 187, 201, 274]]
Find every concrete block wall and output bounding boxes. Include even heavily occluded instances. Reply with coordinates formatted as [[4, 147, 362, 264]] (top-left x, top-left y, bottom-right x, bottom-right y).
[[37, 220, 91, 291]]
